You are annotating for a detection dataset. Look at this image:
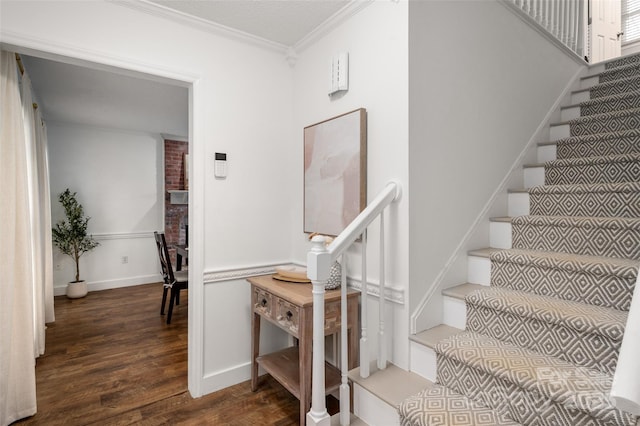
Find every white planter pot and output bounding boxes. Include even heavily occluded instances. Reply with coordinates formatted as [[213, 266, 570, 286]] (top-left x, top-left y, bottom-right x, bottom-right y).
[[66, 280, 88, 299]]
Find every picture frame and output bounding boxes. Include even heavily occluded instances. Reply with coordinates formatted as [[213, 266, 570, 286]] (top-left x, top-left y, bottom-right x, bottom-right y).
[[304, 108, 367, 237]]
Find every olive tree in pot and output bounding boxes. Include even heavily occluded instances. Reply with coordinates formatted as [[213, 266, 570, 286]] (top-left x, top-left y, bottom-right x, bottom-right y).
[[52, 189, 99, 298]]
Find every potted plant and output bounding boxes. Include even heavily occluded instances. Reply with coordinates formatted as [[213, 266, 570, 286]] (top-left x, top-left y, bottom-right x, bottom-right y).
[[52, 189, 100, 298]]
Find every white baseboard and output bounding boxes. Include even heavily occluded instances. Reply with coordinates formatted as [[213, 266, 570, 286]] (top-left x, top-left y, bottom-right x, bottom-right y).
[[201, 361, 252, 395], [53, 273, 162, 296]]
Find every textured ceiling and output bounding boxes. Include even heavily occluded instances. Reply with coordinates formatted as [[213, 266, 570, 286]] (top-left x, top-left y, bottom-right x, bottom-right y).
[[147, 0, 351, 46]]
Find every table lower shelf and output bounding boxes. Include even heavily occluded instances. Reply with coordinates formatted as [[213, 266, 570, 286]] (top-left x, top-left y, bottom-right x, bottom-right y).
[[257, 346, 342, 400]]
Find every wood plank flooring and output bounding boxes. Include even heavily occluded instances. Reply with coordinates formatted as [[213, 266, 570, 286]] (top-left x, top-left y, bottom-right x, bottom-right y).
[[14, 283, 306, 425]]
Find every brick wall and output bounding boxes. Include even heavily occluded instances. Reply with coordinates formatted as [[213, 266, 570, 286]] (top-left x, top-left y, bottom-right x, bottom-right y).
[[164, 139, 188, 264]]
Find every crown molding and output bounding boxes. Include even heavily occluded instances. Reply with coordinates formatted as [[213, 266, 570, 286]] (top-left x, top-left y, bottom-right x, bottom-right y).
[[293, 0, 373, 53], [110, 0, 289, 54]]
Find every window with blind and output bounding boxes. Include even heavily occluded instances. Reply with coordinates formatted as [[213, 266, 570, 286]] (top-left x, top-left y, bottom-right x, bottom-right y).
[[623, 0, 640, 44]]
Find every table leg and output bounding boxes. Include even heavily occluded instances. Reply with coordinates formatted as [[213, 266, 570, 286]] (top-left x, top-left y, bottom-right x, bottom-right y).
[[251, 310, 260, 392], [299, 307, 313, 425]]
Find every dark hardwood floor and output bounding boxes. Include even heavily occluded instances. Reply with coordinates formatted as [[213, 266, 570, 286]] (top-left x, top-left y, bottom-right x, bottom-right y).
[[15, 282, 303, 425]]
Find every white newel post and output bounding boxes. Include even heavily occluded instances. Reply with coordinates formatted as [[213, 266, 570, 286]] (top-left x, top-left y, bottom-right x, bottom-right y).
[[306, 235, 331, 426]]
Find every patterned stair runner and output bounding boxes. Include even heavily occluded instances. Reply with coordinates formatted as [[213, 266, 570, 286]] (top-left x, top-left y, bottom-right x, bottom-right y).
[[490, 249, 638, 310], [529, 182, 640, 218], [436, 332, 636, 426], [399, 53, 640, 425], [544, 153, 640, 185], [465, 287, 626, 374], [554, 129, 640, 159]]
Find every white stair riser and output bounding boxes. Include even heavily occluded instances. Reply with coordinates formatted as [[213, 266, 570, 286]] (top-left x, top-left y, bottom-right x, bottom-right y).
[[561, 106, 581, 121], [467, 255, 491, 286], [409, 341, 438, 382], [537, 144, 557, 163], [489, 221, 512, 249], [443, 296, 466, 329], [550, 123, 570, 140], [353, 384, 400, 426], [508, 192, 530, 217], [580, 75, 600, 89], [588, 63, 606, 75], [524, 166, 545, 188], [571, 90, 590, 104]]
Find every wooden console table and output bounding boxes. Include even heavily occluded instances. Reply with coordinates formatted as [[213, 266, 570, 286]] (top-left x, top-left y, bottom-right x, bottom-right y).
[[248, 274, 359, 426]]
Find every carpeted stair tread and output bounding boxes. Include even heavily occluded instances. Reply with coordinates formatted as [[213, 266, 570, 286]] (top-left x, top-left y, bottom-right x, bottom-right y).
[[489, 249, 638, 310], [549, 128, 640, 160], [466, 289, 626, 374], [598, 62, 640, 83], [589, 75, 640, 99], [605, 54, 640, 70], [528, 181, 640, 218], [543, 153, 640, 185], [511, 215, 640, 260], [465, 287, 627, 342], [490, 248, 639, 281], [398, 384, 522, 426], [545, 152, 640, 167], [435, 331, 637, 426], [529, 181, 640, 195], [567, 107, 640, 137], [580, 89, 640, 116]]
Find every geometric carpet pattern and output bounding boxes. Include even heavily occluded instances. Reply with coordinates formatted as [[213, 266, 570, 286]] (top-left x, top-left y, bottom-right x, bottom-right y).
[[465, 288, 626, 374], [399, 385, 522, 426], [580, 91, 640, 116], [399, 53, 640, 425], [555, 129, 640, 159], [435, 332, 637, 426], [544, 153, 640, 186], [590, 75, 640, 99], [529, 182, 640, 218], [598, 64, 640, 83], [511, 215, 640, 260], [569, 109, 640, 136], [606, 55, 640, 70], [490, 249, 638, 310]]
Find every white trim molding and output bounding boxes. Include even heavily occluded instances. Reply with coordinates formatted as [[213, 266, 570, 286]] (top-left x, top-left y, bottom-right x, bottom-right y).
[[348, 277, 405, 305], [92, 231, 155, 240], [203, 263, 405, 304], [203, 263, 289, 284], [112, 0, 289, 54]]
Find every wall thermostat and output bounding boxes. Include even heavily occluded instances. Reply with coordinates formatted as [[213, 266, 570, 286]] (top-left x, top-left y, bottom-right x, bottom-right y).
[[214, 152, 227, 179]]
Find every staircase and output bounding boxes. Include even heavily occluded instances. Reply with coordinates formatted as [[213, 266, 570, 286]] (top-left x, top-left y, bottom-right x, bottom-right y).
[[373, 55, 640, 425]]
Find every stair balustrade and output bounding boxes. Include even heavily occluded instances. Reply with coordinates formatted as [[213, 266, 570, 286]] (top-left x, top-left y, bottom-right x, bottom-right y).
[[504, 0, 588, 59], [306, 180, 402, 426]]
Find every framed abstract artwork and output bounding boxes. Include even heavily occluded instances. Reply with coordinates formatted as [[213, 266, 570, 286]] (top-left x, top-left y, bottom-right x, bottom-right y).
[[304, 108, 367, 236]]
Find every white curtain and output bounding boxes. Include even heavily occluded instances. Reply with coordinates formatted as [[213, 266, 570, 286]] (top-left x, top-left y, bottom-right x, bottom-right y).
[[21, 72, 55, 356], [1, 50, 55, 425], [1, 51, 38, 425]]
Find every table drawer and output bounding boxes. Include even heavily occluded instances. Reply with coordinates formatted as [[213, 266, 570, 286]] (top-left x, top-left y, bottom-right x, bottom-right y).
[[276, 298, 300, 335], [253, 288, 272, 318]]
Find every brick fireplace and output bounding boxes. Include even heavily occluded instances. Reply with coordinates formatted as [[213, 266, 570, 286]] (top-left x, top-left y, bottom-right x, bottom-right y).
[[165, 139, 188, 264]]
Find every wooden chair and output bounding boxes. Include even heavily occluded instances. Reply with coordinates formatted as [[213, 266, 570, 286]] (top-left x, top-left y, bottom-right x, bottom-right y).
[[154, 231, 188, 324]]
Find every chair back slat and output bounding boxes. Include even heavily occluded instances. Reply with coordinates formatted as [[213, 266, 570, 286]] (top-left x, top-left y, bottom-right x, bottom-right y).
[[154, 231, 175, 287]]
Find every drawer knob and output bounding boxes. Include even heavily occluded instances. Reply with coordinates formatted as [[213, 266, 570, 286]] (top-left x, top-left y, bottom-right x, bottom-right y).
[[261, 298, 267, 307], [286, 310, 293, 320]]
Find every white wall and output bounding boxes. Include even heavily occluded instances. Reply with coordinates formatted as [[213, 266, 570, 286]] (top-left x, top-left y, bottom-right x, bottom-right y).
[[408, 1, 585, 331], [1, 0, 296, 396], [291, 1, 410, 368], [48, 122, 163, 293]]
